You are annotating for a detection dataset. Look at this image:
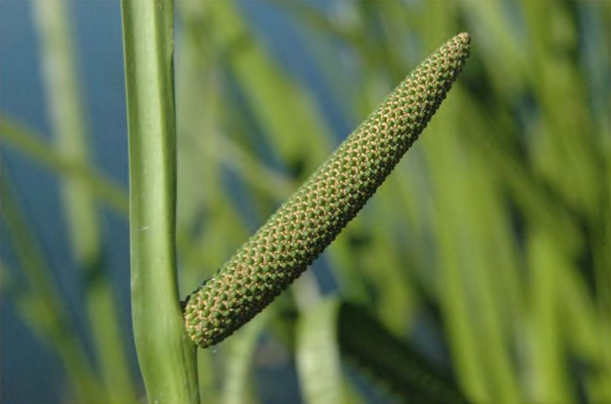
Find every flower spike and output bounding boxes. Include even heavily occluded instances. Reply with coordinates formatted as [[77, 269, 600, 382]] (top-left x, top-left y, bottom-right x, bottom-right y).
[[184, 33, 471, 348]]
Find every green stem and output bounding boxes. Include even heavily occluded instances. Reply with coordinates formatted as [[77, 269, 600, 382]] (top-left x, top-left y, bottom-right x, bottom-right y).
[[121, 0, 199, 402]]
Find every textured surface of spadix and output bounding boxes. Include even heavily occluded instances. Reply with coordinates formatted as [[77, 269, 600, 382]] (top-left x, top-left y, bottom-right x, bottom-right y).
[[185, 33, 471, 348]]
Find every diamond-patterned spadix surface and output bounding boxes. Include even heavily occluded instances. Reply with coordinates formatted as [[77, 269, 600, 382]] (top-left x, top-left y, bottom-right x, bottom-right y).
[[184, 33, 471, 348]]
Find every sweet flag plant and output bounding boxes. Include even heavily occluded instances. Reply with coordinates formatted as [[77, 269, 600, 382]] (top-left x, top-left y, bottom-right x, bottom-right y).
[[184, 33, 471, 348]]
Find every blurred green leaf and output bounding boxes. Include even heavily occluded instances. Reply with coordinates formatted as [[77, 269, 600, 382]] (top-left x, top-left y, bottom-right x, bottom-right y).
[[1, 116, 129, 216], [206, 1, 332, 175], [33, 2, 136, 401], [526, 228, 572, 402], [1, 175, 104, 402], [339, 302, 469, 404], [221, 309, 271, 404], [296, 298, 346, 404]]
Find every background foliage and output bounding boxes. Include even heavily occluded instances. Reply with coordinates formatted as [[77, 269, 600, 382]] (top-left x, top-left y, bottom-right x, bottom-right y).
[[1, 1, 610, 404]]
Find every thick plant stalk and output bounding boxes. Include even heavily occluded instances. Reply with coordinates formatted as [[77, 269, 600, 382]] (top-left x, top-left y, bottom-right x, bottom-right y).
[[121, 0, 199, 402], [185, 33, 471, 348]]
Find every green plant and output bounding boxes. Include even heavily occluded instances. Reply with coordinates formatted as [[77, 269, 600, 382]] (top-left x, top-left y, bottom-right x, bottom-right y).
[[124, 4, 469, 397], [184, 33, 470, 348], [121, 1, 199, 402], [2, 1, 609, 404]]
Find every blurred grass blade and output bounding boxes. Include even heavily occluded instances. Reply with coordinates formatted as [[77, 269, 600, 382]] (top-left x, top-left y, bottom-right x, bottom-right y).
[[196, 350, 219, 404], [420, 18, 490, 402], [121, 0, 199, 402], [206, 1, 332, 175], [1, 116, 128, 216], [280, 2, 376, 66], [1, 174, 103, 402], [175, 2, 257, 304], [222, 309, 271, 404], [426, 83, 521, 402], [32, 3, 136, 402], [360, 197, 418, 335], [279, 2, 371, 127], [558, 257, 611, 403], [33, 0, 100, 269], [522, 1, 601, 220], [296, 298, 346, 404], [338, 302, 469, 404], [596, 116, 611, 401], [458, 143, 521, 403], [526, 228, 572, 402], [215, 135, 295, 201], [174, 12, 226, 402], [0, 267, 103, 403]]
